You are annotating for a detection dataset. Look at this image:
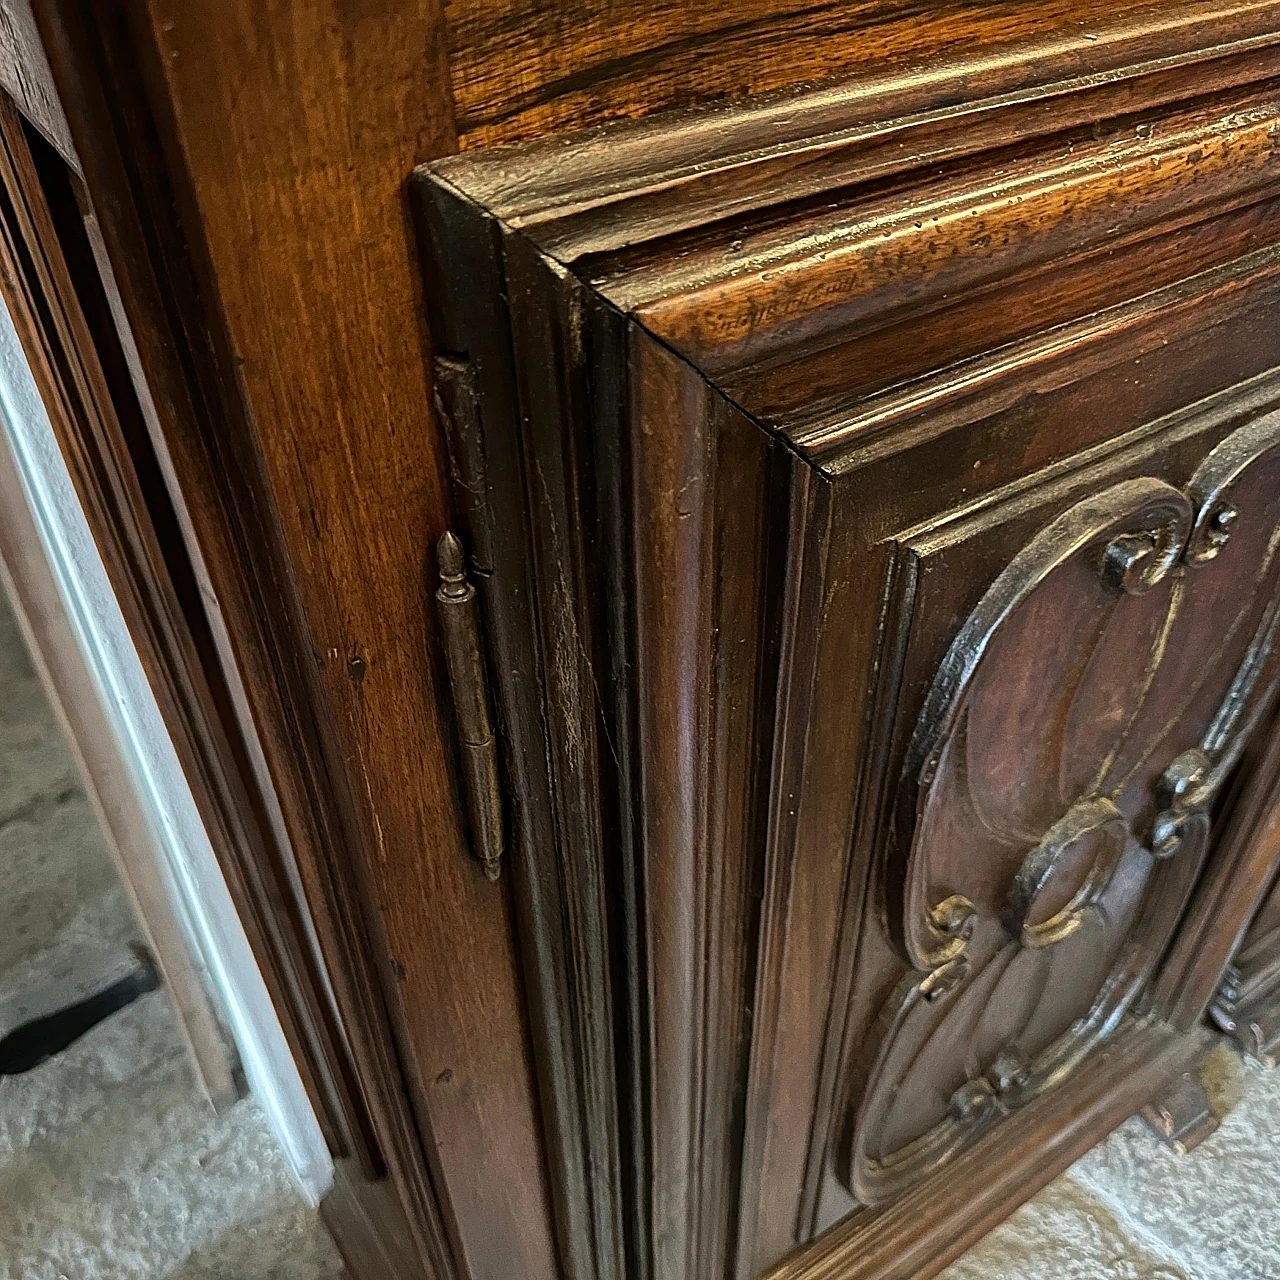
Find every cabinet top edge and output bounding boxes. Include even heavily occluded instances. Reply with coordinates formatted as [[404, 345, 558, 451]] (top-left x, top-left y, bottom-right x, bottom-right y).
[[422, 0, 1280, 245]]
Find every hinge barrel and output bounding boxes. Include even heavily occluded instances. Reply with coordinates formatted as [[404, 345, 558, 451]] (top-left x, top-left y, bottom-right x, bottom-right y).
[[436, 530, 504, 880]]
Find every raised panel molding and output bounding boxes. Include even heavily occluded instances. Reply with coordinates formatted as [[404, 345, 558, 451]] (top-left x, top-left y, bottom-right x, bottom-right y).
[[414, 8, 1280, 1276], [843, 414, 1280, 1207]]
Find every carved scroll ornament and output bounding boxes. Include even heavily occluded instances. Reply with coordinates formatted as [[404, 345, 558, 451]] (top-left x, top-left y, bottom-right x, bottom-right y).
[[842, 410, 1280, 1206]]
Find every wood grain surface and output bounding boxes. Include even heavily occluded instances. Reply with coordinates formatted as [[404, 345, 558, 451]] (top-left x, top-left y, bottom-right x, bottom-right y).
[[422, 8, 1280, 1275], [764, 1021, 1217, 1280], [32, 1, 561, 1277], [32, 2, 1280, 1279], [124, 4, 560, 1276], [446, 0, 1151, 146]]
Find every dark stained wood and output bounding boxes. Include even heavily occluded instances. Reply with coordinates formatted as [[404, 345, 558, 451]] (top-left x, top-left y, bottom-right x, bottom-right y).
[[0, 84, 379, 1161], [321, 1158, 424, 1280], [1245, 851, 1280, 943], [764, 1022, 1218, 1280], [1141, 1070, 1220, 1154], [37, 0, 1280, 1276], [445, 0, 1210, 147], [627, 331, 787, 1280], [421, 10, 1280, 1276], [32, 2, 558, 1278], [420, 160, 792, 1277], [800, 373, 1280, 1246], [1212, 960, 1280, 1067], [417, 178, 630, 1280], [1157, 694, 1280, 1028], [843, 421, 1280, 1205], [631, 86, 1280, 378], [442, 2, 1280, 259], [1164, 701, 1280, 1054], [1205, 736, 1280, 1067]]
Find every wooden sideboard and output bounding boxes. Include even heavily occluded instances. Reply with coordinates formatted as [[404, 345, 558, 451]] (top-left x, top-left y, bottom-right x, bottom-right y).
[[415, 10, 1280, 1273], [29, 1, 1280, 1278]]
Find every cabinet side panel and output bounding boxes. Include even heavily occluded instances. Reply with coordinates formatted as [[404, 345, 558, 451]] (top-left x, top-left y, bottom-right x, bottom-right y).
[[37, 4, 561, 1278]]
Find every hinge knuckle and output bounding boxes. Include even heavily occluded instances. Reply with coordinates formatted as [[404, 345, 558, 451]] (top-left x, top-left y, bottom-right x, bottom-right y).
[[436, 530, 504, 880]]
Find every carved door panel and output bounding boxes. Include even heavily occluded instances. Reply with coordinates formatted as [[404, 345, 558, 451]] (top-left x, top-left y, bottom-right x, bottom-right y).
[[846, 420, 1280, 1205], [417, 11, 1280, 1279]]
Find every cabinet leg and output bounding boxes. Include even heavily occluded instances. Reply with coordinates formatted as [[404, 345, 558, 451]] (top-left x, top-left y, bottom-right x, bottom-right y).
[[1140, 1070, 1219, 1154]]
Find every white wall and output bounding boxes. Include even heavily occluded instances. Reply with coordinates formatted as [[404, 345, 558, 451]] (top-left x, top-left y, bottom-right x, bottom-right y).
[[0, 286, 333, 1207]]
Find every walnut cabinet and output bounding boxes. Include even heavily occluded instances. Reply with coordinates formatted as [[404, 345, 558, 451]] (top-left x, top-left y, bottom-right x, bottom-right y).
[[31, 2, 1280, 1279], [417, 8, 1280, 1278]]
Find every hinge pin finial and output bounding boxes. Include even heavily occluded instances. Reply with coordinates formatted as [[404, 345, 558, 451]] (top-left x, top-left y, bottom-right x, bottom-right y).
[[435, 531, 504, 880]]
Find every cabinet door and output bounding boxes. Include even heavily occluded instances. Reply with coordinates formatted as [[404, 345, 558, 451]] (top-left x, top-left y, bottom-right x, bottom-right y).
[[417, 9, 1280, 1278], [836, 412, 1280, 1207]]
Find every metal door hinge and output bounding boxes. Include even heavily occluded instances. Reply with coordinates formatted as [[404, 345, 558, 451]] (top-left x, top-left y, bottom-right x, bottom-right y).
[[435, 531, 504, 880]]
